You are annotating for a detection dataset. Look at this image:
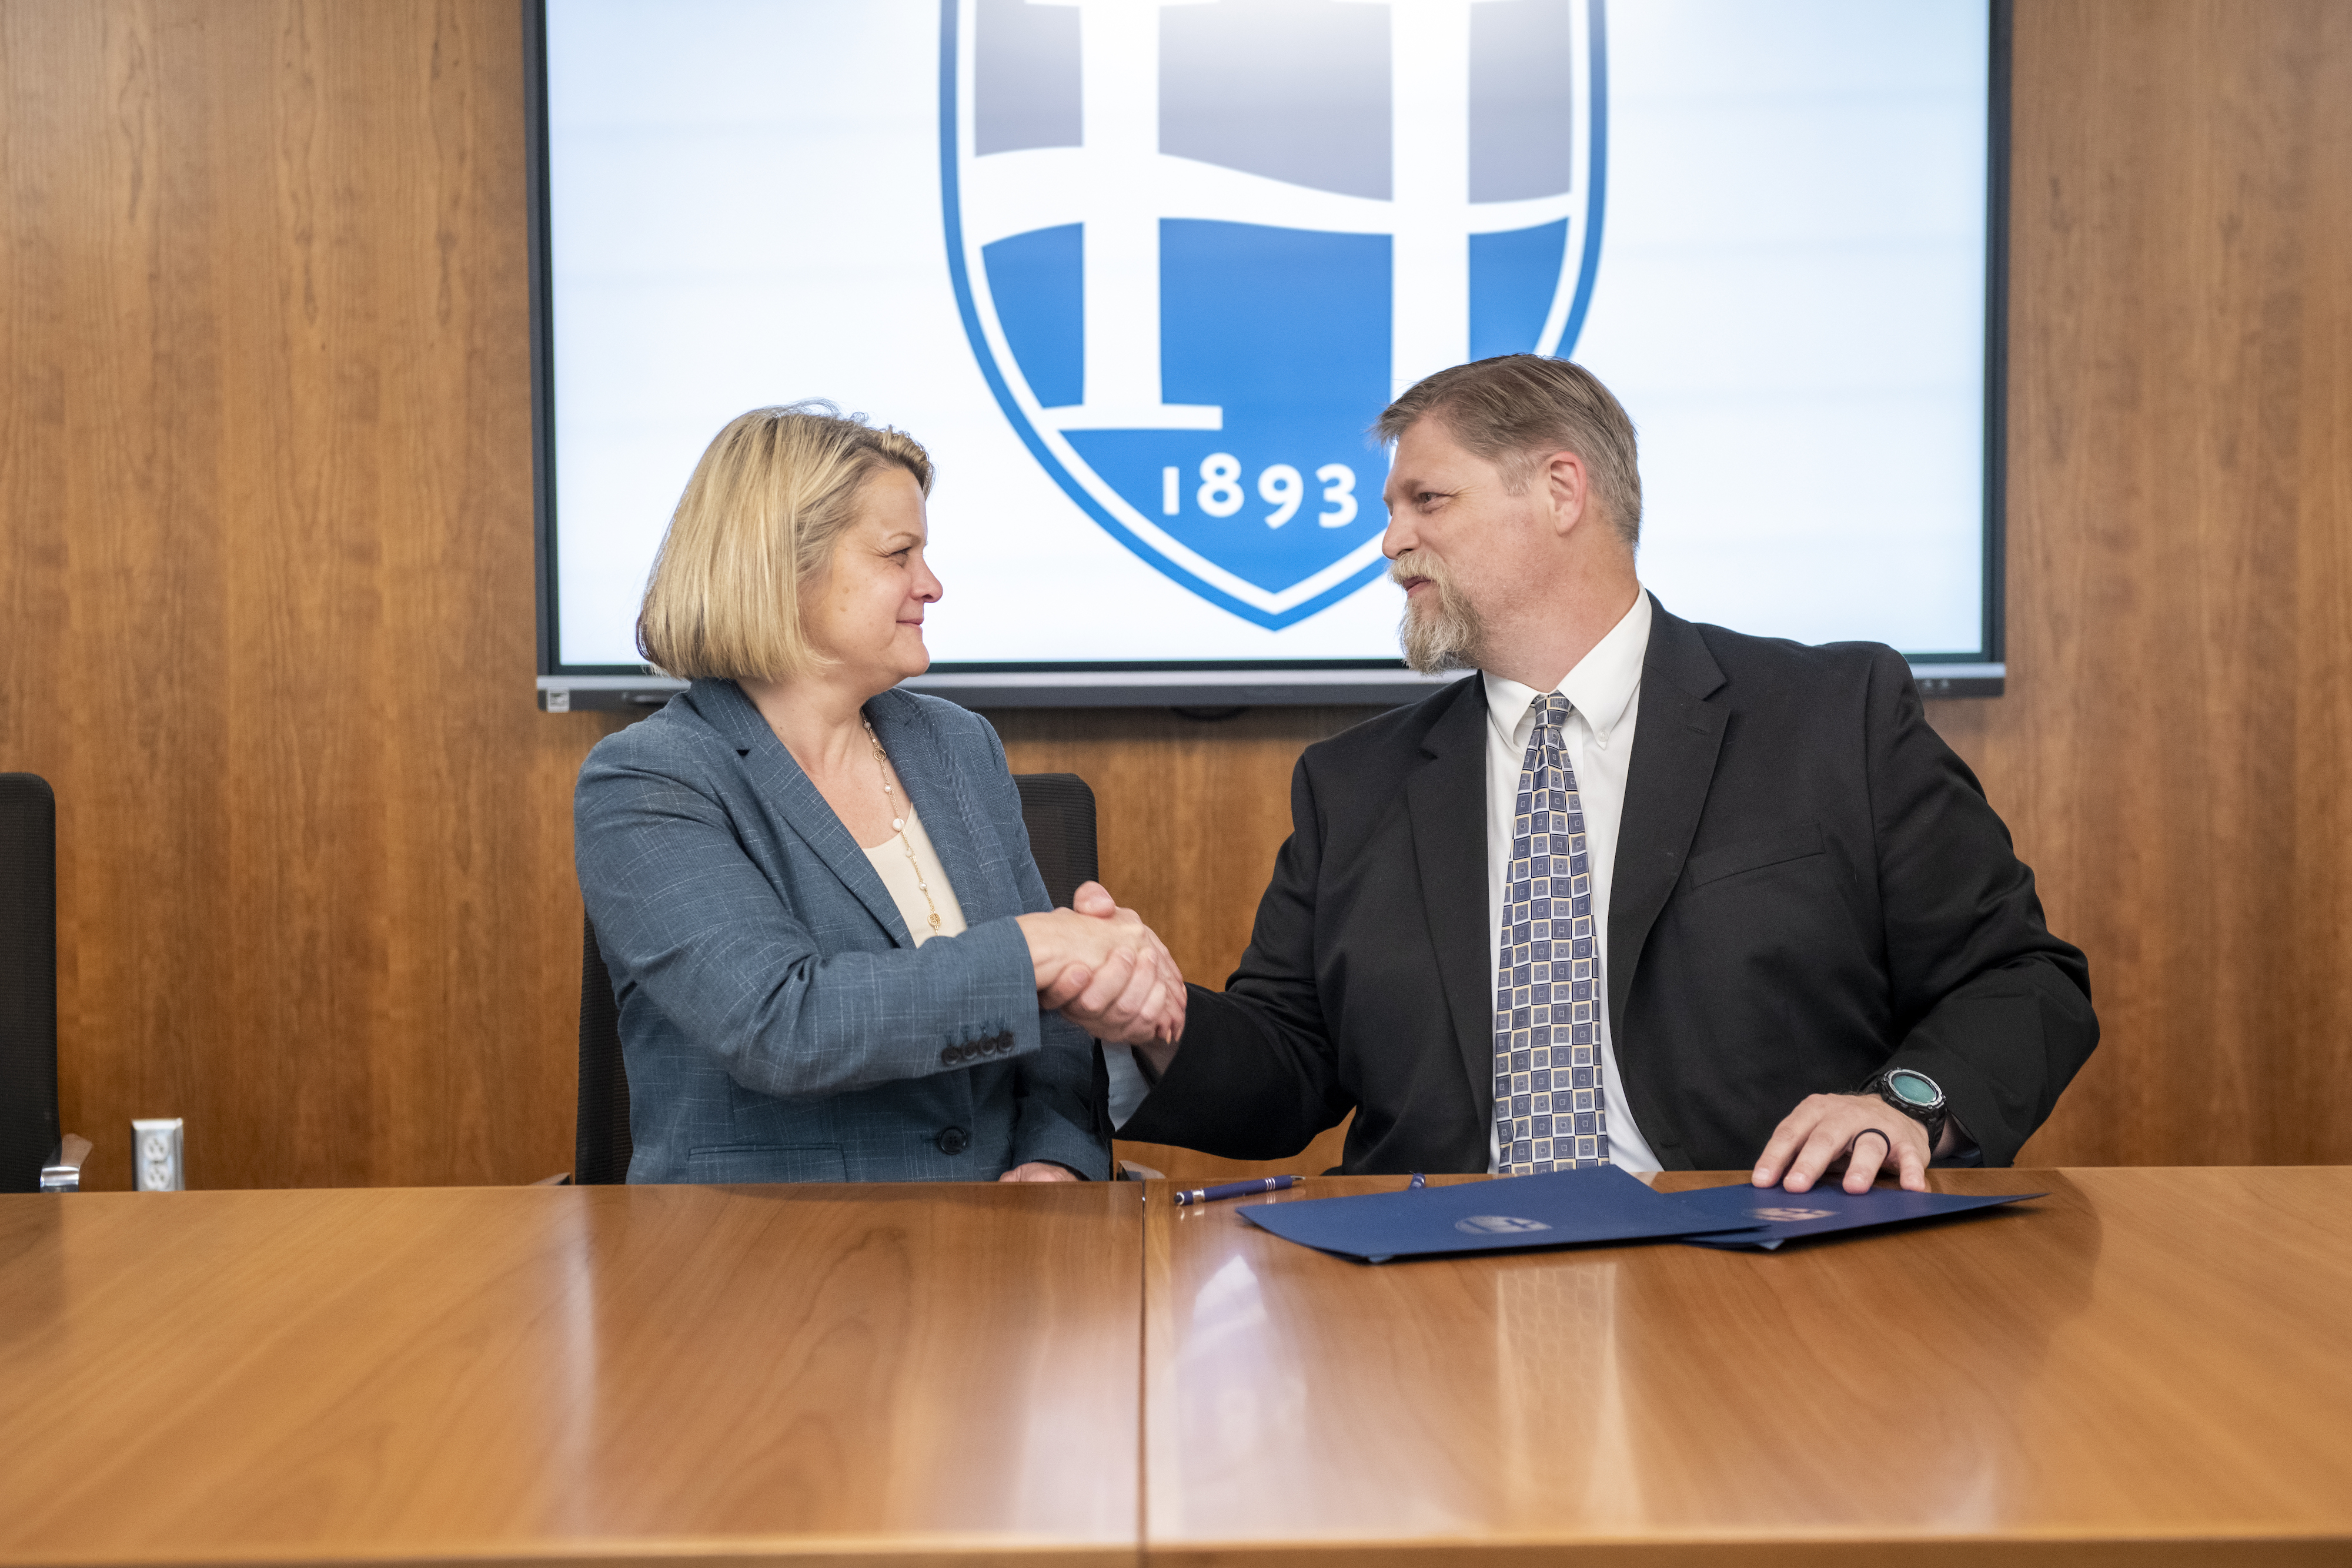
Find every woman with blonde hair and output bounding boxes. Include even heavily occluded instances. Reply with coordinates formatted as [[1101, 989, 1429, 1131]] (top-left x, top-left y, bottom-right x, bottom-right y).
[[574, 403, 1182, 1182]]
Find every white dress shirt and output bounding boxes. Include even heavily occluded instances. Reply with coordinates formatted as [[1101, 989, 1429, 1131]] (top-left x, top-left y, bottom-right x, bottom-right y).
[[1484, 590, 1660, 1173]]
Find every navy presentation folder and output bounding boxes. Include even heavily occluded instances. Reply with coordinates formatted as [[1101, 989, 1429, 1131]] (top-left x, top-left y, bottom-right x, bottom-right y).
[[1234, 1166, 1766, 1263], [1669, 1181, 2045, 1251]]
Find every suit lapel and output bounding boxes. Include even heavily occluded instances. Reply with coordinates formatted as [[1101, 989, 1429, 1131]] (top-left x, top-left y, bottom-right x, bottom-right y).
[[692, 680, 912, 946], [1608, 600, 1728, 1037], [1404, 678, 1498, 1122]]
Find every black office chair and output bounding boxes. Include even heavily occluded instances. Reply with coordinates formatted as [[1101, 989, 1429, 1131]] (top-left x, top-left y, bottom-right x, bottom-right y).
[[573, 915, 630, 1186], [1011, 772, 1100, 910], [1, 774, 85, 1193], [1009, 774, 1115, 1156], [572, 771, 1105, 1185]]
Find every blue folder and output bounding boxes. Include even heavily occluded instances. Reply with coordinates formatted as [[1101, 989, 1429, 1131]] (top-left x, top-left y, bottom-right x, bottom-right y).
[[1666, 1181, 2045, 1250], [1234, 1166, 1767, 1263]]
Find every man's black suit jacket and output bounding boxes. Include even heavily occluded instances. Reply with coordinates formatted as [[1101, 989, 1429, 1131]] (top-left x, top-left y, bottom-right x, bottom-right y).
[[1120, 598, 2097, 1172]]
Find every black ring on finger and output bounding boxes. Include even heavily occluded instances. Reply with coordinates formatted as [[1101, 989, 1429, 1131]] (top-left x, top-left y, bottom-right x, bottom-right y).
[[1844, 1126, 1892, 1160]]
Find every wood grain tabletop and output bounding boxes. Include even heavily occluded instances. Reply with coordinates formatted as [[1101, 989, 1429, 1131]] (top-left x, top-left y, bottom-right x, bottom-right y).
[[8, 1169, 2348, 1566], [0, 1182, 1143, 1568], [1140, 1167, 2352, 1566]]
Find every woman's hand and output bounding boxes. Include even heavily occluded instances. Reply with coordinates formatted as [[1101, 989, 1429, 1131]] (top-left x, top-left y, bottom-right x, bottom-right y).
[[1016, 882, 1187, 1049], [998, 1162, 1080, 1182]]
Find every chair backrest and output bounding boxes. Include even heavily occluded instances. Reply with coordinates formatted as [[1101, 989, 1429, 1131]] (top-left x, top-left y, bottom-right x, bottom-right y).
[[570, 771, 1105, 1184], [1011, 773, 1114, 1152], [574, 917, 632, 1186], [1012, 772, 1100, 908], [0, 774, 61, 1194]]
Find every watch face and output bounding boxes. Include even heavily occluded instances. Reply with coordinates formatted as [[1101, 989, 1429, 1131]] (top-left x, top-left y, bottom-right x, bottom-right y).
[[1887, 1069, 1942, 1107]]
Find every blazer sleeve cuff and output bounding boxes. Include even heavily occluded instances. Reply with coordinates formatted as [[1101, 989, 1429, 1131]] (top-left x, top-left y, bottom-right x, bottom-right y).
[[1011, 1119, 1111, 1180], [934, 915, 1048, 1066]]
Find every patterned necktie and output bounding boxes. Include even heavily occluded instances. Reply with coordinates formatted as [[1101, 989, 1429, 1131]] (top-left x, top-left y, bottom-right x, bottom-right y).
[[1495, 693, 1611, 1173]]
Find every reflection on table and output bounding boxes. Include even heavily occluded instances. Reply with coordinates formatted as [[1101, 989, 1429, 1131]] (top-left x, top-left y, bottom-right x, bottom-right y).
[[5, 1168, 2348, 1566], [1144, 1168, 2352, 1564], [0, 1182, 1142, 1568]]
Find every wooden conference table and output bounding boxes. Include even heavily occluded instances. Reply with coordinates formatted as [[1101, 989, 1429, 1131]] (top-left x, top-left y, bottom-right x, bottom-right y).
[[2, 1169, 2348, 1566]]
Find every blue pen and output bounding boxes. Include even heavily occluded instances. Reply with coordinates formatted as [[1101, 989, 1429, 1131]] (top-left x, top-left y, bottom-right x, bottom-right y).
[[1173, 1174, 1299, 1206]]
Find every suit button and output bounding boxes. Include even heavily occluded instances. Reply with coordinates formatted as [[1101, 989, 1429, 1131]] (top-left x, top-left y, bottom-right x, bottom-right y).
[[937, 1126, 970, 1156], [939, 1045, 961, 1065]]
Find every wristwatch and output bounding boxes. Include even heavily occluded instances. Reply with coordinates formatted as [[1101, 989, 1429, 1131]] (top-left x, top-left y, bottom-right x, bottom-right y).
[[1859, 1066, 1948, 1150]]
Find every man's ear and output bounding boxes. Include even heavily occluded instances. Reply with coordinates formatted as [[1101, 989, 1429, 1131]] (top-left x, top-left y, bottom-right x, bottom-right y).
[[1540, 449, 1591, 538]]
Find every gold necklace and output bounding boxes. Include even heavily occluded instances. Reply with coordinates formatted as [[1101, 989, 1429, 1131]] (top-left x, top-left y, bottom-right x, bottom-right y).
[[863, 719, 943, 935]]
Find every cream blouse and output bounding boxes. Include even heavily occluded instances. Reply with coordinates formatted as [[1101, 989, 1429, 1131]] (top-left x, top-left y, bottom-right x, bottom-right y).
[[860, 801, 968, 945]]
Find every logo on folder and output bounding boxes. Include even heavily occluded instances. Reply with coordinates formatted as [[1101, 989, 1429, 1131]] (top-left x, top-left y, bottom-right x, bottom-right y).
[[941, 0, 1608, 629], [1455, 1213, 1554, 1235]]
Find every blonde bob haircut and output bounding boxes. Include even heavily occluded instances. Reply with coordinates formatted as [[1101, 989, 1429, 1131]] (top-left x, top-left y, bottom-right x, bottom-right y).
[[636, 402, 934, 682]]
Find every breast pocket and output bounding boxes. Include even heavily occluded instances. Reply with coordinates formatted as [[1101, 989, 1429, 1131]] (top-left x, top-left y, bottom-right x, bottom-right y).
[[1685, 821, 1825, 891]]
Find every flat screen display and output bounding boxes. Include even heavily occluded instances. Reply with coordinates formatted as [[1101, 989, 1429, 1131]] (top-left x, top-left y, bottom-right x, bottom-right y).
[[532, 0, 2003, 707]]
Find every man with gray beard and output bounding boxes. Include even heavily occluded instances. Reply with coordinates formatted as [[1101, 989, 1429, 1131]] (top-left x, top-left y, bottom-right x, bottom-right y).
[[1111, 356, 2096, 1189]]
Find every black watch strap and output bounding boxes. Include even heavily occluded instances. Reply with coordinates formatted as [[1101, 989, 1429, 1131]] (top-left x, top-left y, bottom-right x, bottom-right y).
[[1860, 1068, 1948, 1149]]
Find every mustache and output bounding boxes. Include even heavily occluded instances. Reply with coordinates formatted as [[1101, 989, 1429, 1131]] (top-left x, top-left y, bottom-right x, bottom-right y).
[[1388, 550, 1452, 590]]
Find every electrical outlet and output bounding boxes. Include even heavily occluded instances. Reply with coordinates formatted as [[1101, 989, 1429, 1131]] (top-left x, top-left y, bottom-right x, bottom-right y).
[[132, 1118, 185, 1191]]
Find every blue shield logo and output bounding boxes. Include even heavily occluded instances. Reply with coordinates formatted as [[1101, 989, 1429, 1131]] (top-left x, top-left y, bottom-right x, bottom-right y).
[[941, 0, 1607, 630]]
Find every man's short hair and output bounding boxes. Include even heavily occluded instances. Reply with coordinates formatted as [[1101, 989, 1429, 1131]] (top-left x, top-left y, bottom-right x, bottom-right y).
[[1375, 355, 1642, 547], [636, 402, 933, 682]]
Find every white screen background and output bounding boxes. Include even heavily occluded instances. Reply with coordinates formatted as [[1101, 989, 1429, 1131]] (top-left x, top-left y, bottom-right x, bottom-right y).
[[546, 0, 1990, 668]]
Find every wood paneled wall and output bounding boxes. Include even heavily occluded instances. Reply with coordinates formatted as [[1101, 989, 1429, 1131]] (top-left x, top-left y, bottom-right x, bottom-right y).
[[1927, 0, 2352, 1165], [0, 0, 604, 1189], [1, 1, 2345, 1188]]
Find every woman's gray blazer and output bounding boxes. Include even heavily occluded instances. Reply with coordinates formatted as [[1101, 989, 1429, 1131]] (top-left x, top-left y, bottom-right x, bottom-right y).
[[573, 678, 1108, 1183]]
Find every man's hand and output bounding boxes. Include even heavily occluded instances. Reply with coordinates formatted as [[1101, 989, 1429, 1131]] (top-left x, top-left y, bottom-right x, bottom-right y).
[[1753, 1092, 1932, 1193], [1017, 882, 1187, 1052], [998, 1162, 1080, 1182]]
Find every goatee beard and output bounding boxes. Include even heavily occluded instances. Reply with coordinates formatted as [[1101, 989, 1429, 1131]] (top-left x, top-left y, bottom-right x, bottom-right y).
[[1393, 556, 1484, 674]]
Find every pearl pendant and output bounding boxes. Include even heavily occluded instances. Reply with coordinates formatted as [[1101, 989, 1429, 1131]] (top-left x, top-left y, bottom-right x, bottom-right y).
[[892, 817, 905, 832]]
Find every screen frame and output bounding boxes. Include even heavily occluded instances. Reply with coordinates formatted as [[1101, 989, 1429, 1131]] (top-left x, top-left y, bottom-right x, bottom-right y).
[[526, 0, 2011, 712]]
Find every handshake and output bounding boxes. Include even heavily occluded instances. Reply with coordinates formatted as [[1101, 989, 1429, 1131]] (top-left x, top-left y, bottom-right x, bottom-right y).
[[1014, 882, 1185, 1069]]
